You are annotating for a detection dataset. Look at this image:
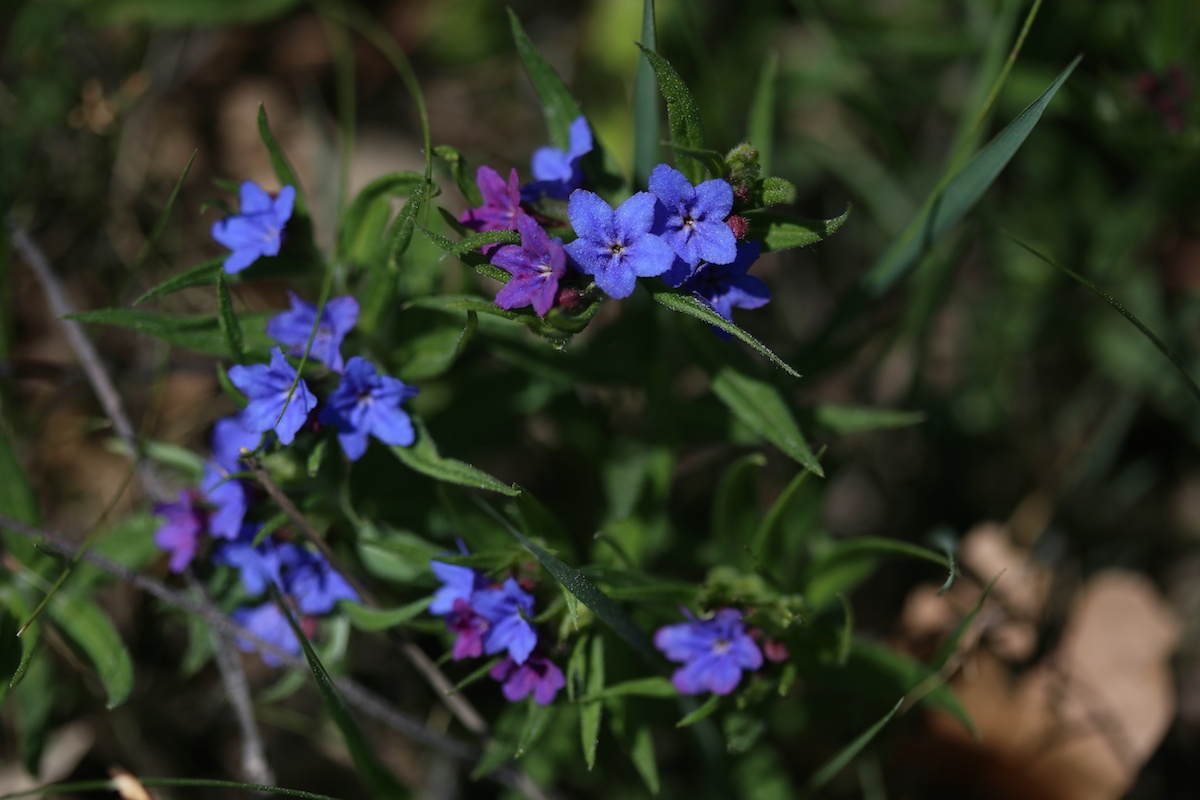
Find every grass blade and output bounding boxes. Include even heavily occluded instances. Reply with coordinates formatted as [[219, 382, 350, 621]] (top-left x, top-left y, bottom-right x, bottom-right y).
[[633, 0, 661, 187], [805, 699, 902, 796], [257, 104, 306, 215], [507, 8, 583, 150], [133, 257, 223, 305], [217, 273, 245, 364], [129, 150, 196, 276]]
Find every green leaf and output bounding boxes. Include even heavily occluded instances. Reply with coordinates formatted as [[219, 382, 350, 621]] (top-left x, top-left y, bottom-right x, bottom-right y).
[[806, 699, 903, 794], [632, 0, 660, 187], [216, 273, 245, 363], [387, 182, 428, 268], [507, 8, 583, 150], [473, 498, 658, 665], [0, 419, 39, 525], [760, 176, 795, 207], [64, 308, 273, 357], [515, 702, 555, 759], [270, 587, 410, 799], [836, 592, 854, 666], [133, 258, 224, 306], [130, 150, 196, 276], [581, 633, 604, 770], [863, 56, 1080, 295], [421, 227, 519, 284], [744, 206, 850, 252], [257, 104, 306, 215], [747, 53, 779, 174], [931, 574, 1000, 673], [850, 639, 976, 736], [630, 726, 660, 795], [637, 45, 707, 184], [450, 655, 504, 695], [340, 598, 432, 632], [651, 286, 800, 377], [391, 418, 519, 496], [676, 694, 720, 728], [750, 464, 819, 559], [582, 676, 675, 702], [47, 594, 132, 709], [338, 170, 425, 261], [711, 367, 823, 476], [713, 453, 766, 555], [814, 404, 926, 435], [433, 145, 482, 206]]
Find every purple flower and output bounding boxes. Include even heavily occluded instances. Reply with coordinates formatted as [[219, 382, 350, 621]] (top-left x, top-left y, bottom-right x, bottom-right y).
[[654, 609, 763, 695], [446, 599, 489, 661], [472, 578, 537, 665], [459, 166, 527, 233], [649, 164, 737, 269], [200, 462, 245, 540], [429, 561, 490, 615], [318, 357, 417, 461], [153, 490, 204, 573], [522, 116, 593, 201], [266, 293, 359, 373], [490, 655, 566, 706], [211, 417, 262, 474], [681, 241, 770, 329], [231, 603, 302, 667], [491, 215, 568, 316], [285, 549, 359, 615], [211, 181, 296, 274], [227, 347, 317, 447], [564, 190, 675, 299]]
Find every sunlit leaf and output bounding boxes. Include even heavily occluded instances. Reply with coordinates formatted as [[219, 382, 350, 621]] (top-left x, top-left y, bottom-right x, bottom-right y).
[[711, 367, 822, 476]]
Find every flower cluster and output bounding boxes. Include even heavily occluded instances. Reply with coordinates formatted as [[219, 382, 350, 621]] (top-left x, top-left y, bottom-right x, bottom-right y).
[[429, 560, 564, 705], [457, 116, 772, 325], [654, 609, 763, 695], [152, 289, 416, 662]]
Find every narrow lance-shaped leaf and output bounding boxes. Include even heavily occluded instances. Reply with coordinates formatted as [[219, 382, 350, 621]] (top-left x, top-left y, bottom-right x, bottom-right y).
[[744, 206, 850, 252], [217, 273, 245, 363], [337, 170, 425, 260], [47, 594, 133, 709], [631, 726, 661, 795], [637, 45, 707, 184], [632, 0, 660, 187], [268, 585, 410, 799], [433, 145, 483, 206], [339, 597, 432, 632], [711, 366, 823, 476], [386, 180, 427, 268], [391, 417, 520, 497], [581, 633, 604, 770], [863, 56, 1080, 295], [130, 150, 197, 276], [133, 257, 223, 306], [507, 8, 583, 150], [748, 53, 779, 174], [806, 698, 903, 794], [257, 104, 307, 215], [65, 308, 274, 357]]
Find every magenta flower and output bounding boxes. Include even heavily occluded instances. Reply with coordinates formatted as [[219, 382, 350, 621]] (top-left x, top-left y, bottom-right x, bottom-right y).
[[490, 655, 565, 706], [654, 609, 763, 695], [491, 215, 568, 316], [459, 166, 527, 233], [153, 490, 204, 573]]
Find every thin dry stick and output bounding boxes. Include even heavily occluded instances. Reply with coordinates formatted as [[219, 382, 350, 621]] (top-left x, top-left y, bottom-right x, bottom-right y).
[[5, 220, 270, 782], [243, 456, 489, 737], [7, 216, 170, 504]]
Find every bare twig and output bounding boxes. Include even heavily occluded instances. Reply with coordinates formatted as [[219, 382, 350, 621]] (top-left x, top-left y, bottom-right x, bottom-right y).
[[6, 216, 170, 504], [184, 572, 275, 786], [244, 456, 489, 737]]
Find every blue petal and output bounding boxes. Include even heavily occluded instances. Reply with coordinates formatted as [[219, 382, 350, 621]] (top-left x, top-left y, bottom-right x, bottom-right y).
[[613, 192, 659, 238], [654, 622, 714, 662], [273, 380, 316, 446], [366, 405, 415, 448], [272, 185, 296, 224], [239, 181, 274, 215], [692, 178, 734, 221], [567, 116, 593, 159], [212, 215, 267, 250], [591, 256, 637, 299], [687, 220, 737, 266], [336, 427, 369, 461], [531, 147, 572, 182], [485, 614, 537, 665], [648, 164, 694, 210], [567, 190, 615, 243], [222, 247, 260, 275], [622, 234, 676, 278]]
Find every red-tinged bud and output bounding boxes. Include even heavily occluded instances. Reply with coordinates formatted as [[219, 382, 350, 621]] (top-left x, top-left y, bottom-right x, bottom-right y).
[[763, 639, 790, 663], [517, 576, 537, 592], [733, 184, 752, 203], [555, 286, 586, 313], [726, 214, 750, 240], [301, 615, 319, 639]]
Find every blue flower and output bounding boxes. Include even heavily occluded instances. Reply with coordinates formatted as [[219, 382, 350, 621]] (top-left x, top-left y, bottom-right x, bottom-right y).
[[211, 181, 296, 274], [285, 548, 359, 615], [472, 577, 537, 665], [459, 166, 528, 234], [200, 462, 246, 541], [211, 417, 263, 474], [266, 293, 359, 373], [153, 490, 204, 573], [429, 561, 490, 615], [491, 215, 568, 316], [490, 655, 565, 706], [227, 347, 317, 447], [214, 531, 293, 595], [522, 116, 593, 201], [654, 609, 763, 695], [564, 190, 675, 299], [318, 357, 417, 461], [649, 164, 737, 270], [231, 603, 301, 667], [681, 241, 770, 330]]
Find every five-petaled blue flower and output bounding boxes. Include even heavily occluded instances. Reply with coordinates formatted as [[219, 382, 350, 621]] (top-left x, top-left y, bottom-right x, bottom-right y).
[[285, 548, 360, 615], [471, 577, 538, 665], [231, 603, 302, 667], [649, 163, 737, 273], [459, 166, 528, 234], [227, 347, 317, 447], [654, 608, 763, 695], [491, 655, 566, 706], [522, 116, 593, 201], [211, 181, 296, 274], [681, 241, 770, 330], [267, 293, 359, 373], [564, 190, 675, 299], [491, 215, 568, 316], [318, 357, 418, 461]]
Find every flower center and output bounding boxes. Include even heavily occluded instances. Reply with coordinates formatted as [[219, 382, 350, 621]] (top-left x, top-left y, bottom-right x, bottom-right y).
[[713, 638, 731, 655], [609, 242, 625, 256]]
